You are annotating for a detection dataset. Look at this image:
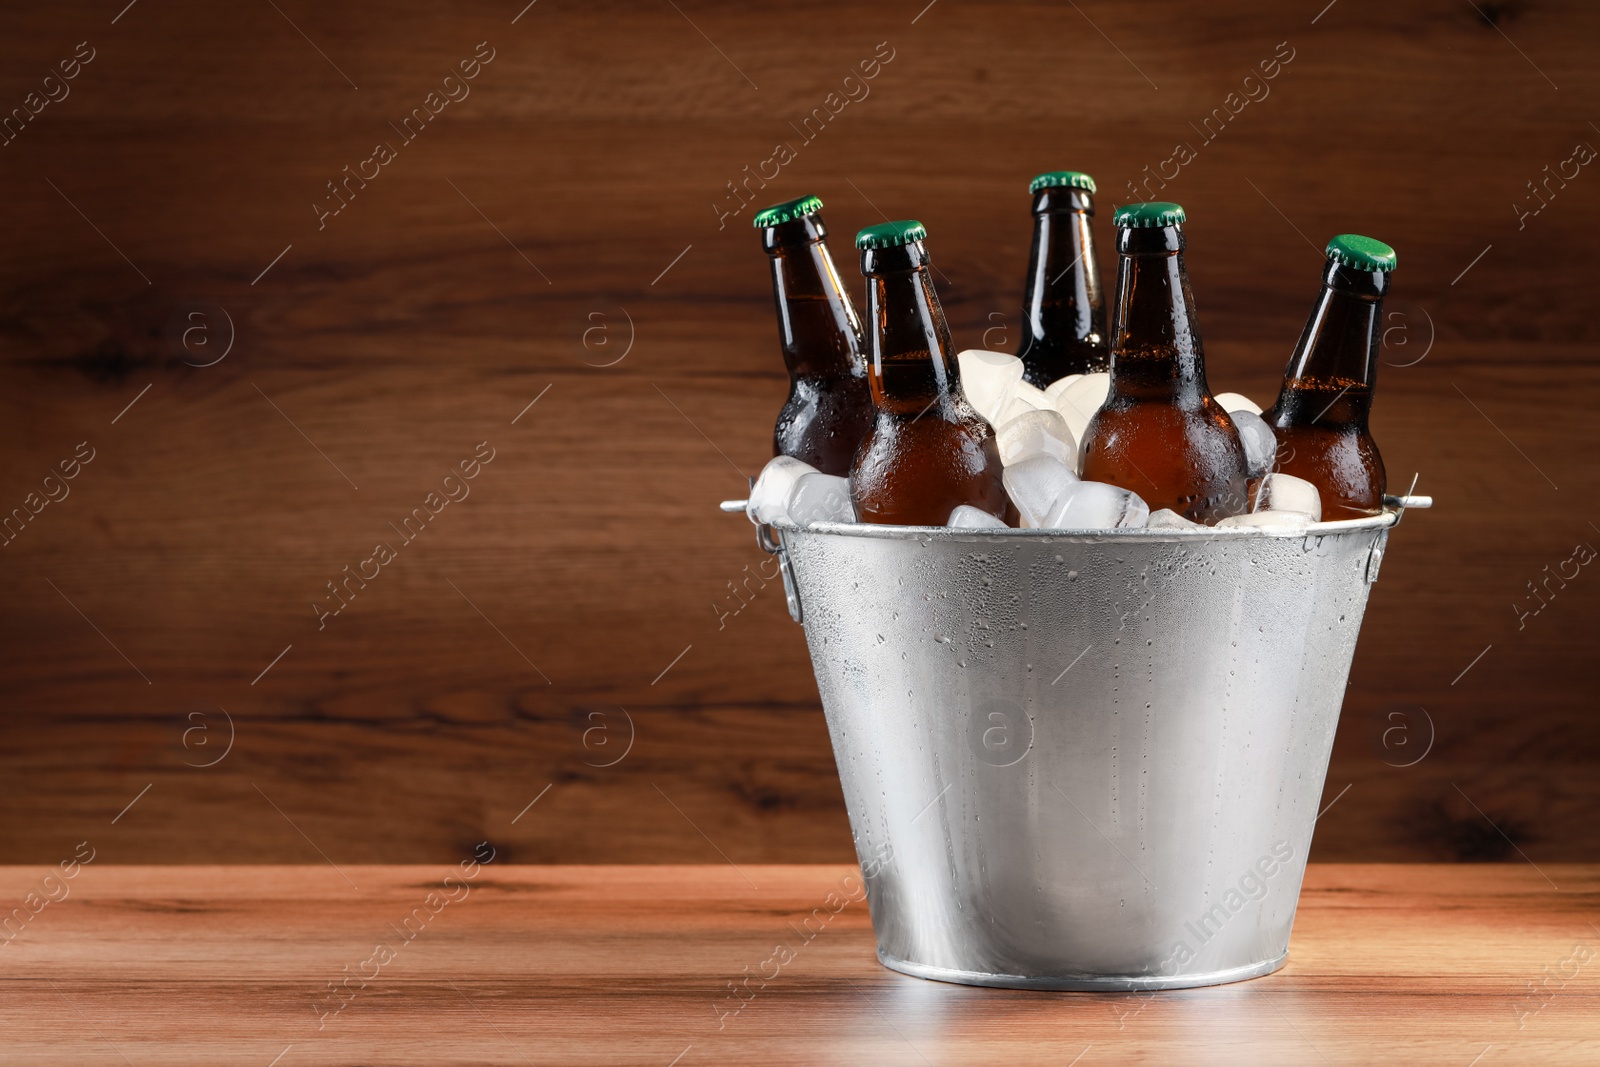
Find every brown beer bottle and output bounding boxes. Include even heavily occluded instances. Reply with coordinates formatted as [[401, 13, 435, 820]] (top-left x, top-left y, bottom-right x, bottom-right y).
[[1016, 171, 1109, 386], [849, 220, 1008, 526], [1080, 202, 1247, 523], [1264, 234, 1395, 517], [755, 195, 874, 476]]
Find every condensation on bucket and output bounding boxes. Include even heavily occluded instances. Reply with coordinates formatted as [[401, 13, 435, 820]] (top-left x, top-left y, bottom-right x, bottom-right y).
[[767, 512, 1405, 990]]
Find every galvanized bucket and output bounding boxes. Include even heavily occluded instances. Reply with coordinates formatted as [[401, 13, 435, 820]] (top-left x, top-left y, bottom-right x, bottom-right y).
[[725, 494, 1429, 990]]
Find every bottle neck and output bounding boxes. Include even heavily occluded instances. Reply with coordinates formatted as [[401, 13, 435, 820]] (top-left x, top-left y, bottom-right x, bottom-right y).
[[1108, 226, 1209, 400], [764, 219, 864, 380], [863, 242, 958, 416], [1020, 191, 1104, 353], [1281, 263, 1386, 396]]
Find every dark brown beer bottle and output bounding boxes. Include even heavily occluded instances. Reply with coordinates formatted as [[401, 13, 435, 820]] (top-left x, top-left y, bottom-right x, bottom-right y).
[[1264, 234, 1395, 517], [756, 195, 874, 476], [1016, 171, 1108, 386], [849, 220, 1008, 526], [1080, 202, 1247, 524]]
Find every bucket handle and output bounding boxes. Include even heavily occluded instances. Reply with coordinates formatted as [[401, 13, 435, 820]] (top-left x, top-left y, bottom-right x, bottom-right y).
[[1369, 477, 1432, 584], [721, 497, 804, 624], [1382, 472, 1432, 524]]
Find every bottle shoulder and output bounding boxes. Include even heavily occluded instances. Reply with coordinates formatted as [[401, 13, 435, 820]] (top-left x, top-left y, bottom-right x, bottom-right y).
[[1084, 398, 1247, 470]]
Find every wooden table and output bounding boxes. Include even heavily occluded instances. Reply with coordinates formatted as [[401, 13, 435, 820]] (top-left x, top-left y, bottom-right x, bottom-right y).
[[2, 864, 1595, 1065]]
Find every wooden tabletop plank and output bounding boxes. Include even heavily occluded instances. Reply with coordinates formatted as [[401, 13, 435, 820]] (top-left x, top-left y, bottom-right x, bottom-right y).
[[1, 864, 1595, 1064]]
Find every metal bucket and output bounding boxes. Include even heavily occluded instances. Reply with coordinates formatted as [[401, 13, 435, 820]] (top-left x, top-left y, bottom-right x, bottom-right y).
[[725, 494, 1429, 990]]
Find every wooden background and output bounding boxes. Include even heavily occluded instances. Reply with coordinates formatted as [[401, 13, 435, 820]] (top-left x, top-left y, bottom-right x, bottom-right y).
[[0, 0, 1595, 866]]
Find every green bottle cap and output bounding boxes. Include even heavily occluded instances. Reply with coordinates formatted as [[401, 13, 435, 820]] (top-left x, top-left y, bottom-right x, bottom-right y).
[[751, 194, 824, 229], [1114, 202, 1186, 228], [855, 220, 928, 249], [1325, 233, 1396, 272], [1029, 171, 1097, 194]]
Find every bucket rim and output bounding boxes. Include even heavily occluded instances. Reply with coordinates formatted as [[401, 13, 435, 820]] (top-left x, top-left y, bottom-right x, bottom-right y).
[[723, 503, 1407, 543], [776, 509, 1396, 543]]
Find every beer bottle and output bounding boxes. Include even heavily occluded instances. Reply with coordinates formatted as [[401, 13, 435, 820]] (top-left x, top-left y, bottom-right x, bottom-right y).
[[1016, 171, 1109, 386], [1264, 234, 1395, 517], [1079, 202, 1247, 523], [755, 195, 874, 476], [850, 220, 1008, 526]]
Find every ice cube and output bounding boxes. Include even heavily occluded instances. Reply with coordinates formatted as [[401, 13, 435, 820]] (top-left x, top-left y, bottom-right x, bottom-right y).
[[1053, 372, 1111, 442], [747, 455, 817, 524], [996, 408, 1076, 467], [1044, 480, 1149, 530], [1001, 455, 1078, 529], [948, 504, 1009, 529], [1146, 508, 1202, 530], [991, 381, 1053, 428], [1218, 510, 1314, 531], [957, 350, 1024, 425], [788, 472, 855, 526], [1016, 381, 1052, 409], [1215, 392, 1262, 415], [1230, 409, 1277, 478], [1044, 374, 1084, 404], [1252, 472, 1321, 521]]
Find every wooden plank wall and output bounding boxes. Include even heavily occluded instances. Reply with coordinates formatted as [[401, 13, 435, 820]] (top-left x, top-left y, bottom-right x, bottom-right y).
[[0, 0, 1595, 865]]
